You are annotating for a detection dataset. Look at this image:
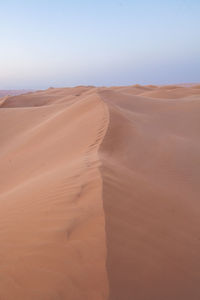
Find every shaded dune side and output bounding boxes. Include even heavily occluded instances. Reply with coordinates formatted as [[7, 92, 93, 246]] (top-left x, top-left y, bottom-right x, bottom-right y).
[[0, 93, 109, 300], [99, 90, 200, 300]]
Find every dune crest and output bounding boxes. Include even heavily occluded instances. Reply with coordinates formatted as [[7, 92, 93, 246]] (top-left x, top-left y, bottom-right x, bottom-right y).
[[0, 92, 109, 299], [0, 85, 200, 299]]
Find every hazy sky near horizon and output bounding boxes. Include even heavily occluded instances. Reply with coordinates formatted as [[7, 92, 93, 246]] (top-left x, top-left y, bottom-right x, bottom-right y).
[[0, 0, 200, 89]]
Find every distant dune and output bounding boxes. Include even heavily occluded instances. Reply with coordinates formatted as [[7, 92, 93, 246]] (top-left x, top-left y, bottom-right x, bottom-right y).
[[0, 89, 33, 98], [0, 84, 200, 299]]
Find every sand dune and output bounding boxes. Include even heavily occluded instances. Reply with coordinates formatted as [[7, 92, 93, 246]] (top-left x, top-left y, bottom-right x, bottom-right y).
[[141, 86, 200, 99], [0, 85, 200, 299], [0, 90, 32, 98]]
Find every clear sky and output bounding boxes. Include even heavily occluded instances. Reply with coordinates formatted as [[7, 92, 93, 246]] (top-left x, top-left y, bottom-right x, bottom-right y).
[[0, 0, 200, 89]]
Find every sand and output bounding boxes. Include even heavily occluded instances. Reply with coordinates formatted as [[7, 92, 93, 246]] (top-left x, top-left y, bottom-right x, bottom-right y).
[[0, 90, 32, 98], [0, 84, 200, 299]]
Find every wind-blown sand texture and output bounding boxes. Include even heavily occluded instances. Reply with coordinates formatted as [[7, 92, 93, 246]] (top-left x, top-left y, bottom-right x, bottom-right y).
[[0, 84, 200, 299]]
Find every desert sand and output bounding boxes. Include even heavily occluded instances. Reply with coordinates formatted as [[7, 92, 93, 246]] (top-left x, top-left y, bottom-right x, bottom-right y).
[[0, 90, 32, 98], [0, 84, 200, 299]]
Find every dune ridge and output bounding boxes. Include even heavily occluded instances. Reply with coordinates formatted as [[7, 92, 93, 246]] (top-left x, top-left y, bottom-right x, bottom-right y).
[[0, 85, 200, 299], [99, 87, 200, 300], [0, 92, 109, 300]]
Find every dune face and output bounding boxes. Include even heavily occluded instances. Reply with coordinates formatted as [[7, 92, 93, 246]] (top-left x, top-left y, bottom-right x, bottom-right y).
[[0, 85, 200, 299]]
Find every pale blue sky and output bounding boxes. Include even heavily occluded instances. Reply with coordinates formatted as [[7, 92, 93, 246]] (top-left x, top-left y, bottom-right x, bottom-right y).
[[0, 0, 200, 89]]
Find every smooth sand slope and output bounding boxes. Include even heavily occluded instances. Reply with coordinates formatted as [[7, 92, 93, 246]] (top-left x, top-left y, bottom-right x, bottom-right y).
[[0, 85, 200, 299]]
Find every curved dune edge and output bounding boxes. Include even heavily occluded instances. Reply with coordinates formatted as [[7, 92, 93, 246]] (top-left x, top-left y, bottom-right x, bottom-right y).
[[0, 93, 110, 300], [98, 90, 200, 300]]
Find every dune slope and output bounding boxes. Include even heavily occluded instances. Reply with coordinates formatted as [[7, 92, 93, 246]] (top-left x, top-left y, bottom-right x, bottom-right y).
[[99, 87, 200, 300], [0, 85, 200, 299], [0, 90, 109, 300]]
